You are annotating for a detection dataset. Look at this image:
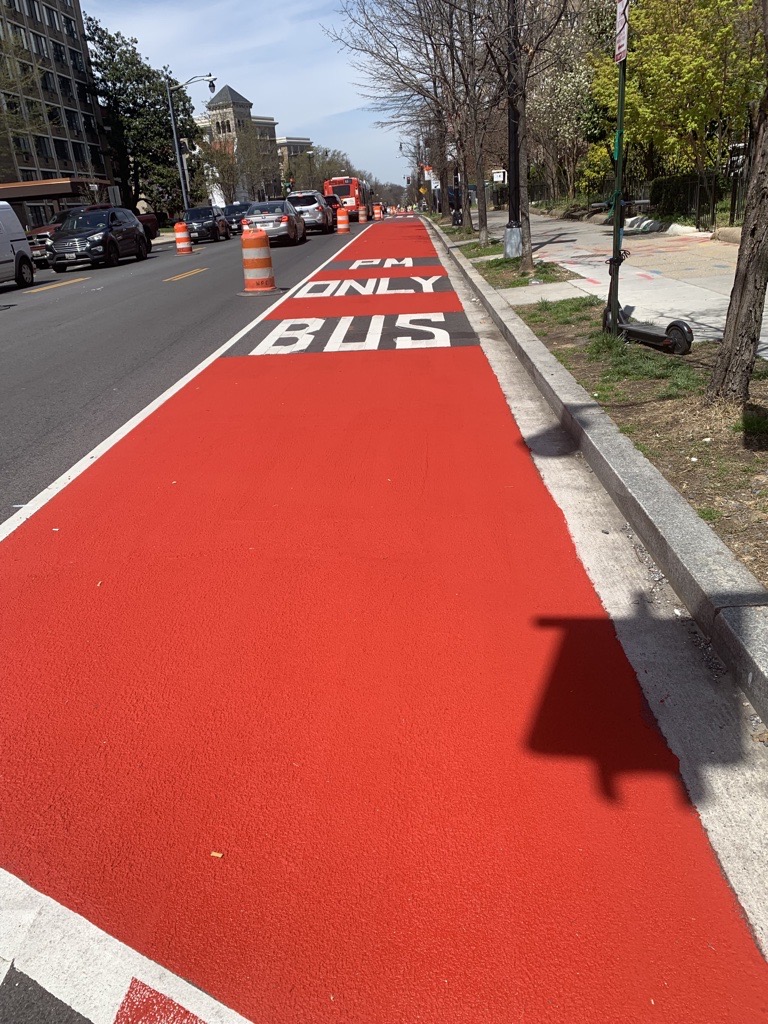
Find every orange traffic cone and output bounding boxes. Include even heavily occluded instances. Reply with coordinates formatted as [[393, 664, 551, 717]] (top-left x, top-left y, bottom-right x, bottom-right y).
[[373, 204, 382, 221], [358, 206, 368, 224], [240, 227, 277, 295], [174, 221, 192, 255], [337, 207, 350, 234]]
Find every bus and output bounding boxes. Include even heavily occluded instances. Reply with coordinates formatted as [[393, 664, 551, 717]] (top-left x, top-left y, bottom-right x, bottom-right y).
[[323, 176, 372, 221]]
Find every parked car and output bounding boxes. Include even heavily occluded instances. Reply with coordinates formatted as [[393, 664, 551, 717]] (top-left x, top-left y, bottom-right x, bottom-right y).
[[322, 193, 344, 226], [182, 206, 231, 243], [223, 202, 253, 234], [47, 207, 149, 272], [241, 200, 306, 245], [286, 191, 334, 234], [0, 201, 35, 288]]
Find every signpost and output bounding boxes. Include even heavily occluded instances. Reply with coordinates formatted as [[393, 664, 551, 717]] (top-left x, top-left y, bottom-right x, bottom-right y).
[[608, 0, 630, 336]]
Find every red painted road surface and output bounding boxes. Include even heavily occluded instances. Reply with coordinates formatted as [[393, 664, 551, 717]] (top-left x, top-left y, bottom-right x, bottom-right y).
[[1, 218, 766, 1022]]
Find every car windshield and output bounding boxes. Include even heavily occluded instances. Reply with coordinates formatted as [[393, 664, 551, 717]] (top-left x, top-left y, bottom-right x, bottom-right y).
[[60, 212, 109, 232], [324, 195, 340, 205], [184, 208, 213, 220], [289, 194, 320, 207], [329, 184, 351, 196], [248, 203, 285, 215], [224, 204, 249, 215]]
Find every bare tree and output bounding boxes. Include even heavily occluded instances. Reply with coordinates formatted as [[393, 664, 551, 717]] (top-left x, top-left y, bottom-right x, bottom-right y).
[[199, 136, 239, 205], [238, 123, 280, 200]]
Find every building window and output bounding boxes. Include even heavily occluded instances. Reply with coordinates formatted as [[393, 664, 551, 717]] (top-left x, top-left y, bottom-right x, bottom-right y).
[[53, 42, 67, 64], [46, 104, 61, 126], [88, 144, 104, 172], [62, 15, 77, 39], [40, 69, 55, 91], [20, 167, 37, 181], [24, 0, 41, 20], [82, 112, 95, 133], [68, 48, 84, 72], [64, 107, 79, 132], [10, 24, 28, 49], [4, 0, 21, 12], [215, 121, 221, 134], [53, 136, 70, 161], [30, 32, 48, 58], [41, 170, 59, 178], [43, 4, 59, 29], [28, 205, 51, 226], [35, 135, 52, 158], [76, 82, 91, 106], [71, 140, 86, 163], [225, 120, 231, 133]]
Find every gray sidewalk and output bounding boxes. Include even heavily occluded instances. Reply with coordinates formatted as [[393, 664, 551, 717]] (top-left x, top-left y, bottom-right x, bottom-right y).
[[478, 210, 768, 357]]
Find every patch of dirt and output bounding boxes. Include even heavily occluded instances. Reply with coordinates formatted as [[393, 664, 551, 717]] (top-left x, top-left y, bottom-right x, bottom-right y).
[[516, 303, 768, 589]]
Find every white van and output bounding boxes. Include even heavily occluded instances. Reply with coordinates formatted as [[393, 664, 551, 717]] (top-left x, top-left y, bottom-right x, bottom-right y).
[[0, 201, 35, 288]]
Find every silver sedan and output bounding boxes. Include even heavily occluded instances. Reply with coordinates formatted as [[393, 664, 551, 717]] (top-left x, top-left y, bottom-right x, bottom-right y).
[[241, 200, 307, 245]]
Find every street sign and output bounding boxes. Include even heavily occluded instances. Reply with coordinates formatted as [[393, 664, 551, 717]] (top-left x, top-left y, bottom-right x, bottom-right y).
[[419, 187, 427, 195], [615, 0, 629, 62]]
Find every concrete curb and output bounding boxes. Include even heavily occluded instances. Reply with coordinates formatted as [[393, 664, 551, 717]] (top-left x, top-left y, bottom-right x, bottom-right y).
[[426, 217, 768, 725]]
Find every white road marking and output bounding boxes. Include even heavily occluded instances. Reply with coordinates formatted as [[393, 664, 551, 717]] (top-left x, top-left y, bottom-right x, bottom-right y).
[[0, 227, 368, 545], [0, 870, 251, 1024]]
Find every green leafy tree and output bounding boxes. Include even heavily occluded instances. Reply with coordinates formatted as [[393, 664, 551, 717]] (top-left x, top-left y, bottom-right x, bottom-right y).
[[84, 16, 199, 215]]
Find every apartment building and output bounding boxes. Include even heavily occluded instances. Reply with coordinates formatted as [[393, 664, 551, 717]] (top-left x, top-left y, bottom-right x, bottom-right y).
[[0, 0, 112, 226]]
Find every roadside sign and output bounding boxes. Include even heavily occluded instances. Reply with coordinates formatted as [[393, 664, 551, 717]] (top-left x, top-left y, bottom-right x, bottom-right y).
[[419, 187, 427, 195], [615, 0, 629, 62]]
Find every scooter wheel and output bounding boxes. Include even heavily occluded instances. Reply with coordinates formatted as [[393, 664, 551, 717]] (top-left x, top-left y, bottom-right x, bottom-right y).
[[666, 320, 693, 355]]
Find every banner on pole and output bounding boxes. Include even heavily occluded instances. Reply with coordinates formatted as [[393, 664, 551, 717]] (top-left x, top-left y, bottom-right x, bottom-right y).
[[615, 0, 629, 62]]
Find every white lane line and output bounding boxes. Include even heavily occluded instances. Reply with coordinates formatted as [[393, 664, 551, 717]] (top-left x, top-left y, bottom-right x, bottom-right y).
[[0, 226, 369, 545], [0, 870, 251, 1024]]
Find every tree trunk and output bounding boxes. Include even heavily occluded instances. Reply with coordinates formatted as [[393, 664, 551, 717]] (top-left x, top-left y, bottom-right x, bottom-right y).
[[707, 89, 768, 404], [473, 137, 489, 246], [518, 88, 535, 273]]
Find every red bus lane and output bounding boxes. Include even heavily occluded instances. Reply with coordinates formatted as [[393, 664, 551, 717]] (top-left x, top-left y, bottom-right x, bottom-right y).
[[0, 217, 766, 1023]]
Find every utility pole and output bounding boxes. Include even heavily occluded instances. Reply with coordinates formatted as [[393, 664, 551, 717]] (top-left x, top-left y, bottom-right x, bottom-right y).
[[504, 0, 522, 258]]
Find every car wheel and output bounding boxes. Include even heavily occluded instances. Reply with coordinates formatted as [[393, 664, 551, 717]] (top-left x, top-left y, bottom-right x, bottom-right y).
[[225, 226, 232, 240], [212, 227, 220, 242], [15, 255, 34, 288], [104, 242, 120, 267], [135, 238, 148, 262], [146, 237, 153, 254], [300, 226, 308, 245]]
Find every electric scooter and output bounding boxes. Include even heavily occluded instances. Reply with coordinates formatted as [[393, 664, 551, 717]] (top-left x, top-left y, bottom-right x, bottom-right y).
[[603, 247, 693, 355]]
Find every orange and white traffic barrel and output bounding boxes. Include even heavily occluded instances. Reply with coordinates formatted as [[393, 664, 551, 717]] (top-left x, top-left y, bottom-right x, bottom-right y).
[[240, 227, 277, 295], [174, 221, 192, 255], [373, 204, 382, 221], [337, 207, 350, 234], [358, 205, 368, 223]]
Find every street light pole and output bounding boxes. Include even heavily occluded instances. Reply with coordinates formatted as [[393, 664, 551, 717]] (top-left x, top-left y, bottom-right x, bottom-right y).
[[504, 0, 522, 259], [306, 149, 314, 188], [166, 73, 217, 214]]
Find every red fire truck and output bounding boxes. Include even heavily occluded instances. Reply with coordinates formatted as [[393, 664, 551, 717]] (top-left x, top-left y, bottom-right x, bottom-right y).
[[322, 176, 372, 222]]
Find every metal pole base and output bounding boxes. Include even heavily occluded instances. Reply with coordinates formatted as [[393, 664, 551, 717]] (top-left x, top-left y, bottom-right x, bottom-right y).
[[504, 224, 522, 259]]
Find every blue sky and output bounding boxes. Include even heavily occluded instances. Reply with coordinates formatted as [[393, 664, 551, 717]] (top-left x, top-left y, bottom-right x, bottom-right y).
[[84, 0, 408, 185]]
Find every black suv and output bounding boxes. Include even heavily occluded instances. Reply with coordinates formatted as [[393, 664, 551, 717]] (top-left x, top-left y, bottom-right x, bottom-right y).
[[48, 208, 148, 271], [222, 202, 252, 234], [322, 194, 343, 226], [182, 206, 231, 242]]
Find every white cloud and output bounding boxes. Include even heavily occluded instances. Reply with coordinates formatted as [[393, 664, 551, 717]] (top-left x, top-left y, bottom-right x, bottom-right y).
[[84, 0, 406, 181]]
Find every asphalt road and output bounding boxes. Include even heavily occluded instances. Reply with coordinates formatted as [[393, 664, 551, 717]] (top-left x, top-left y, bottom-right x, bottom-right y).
[[0, 227, 364, 524]]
